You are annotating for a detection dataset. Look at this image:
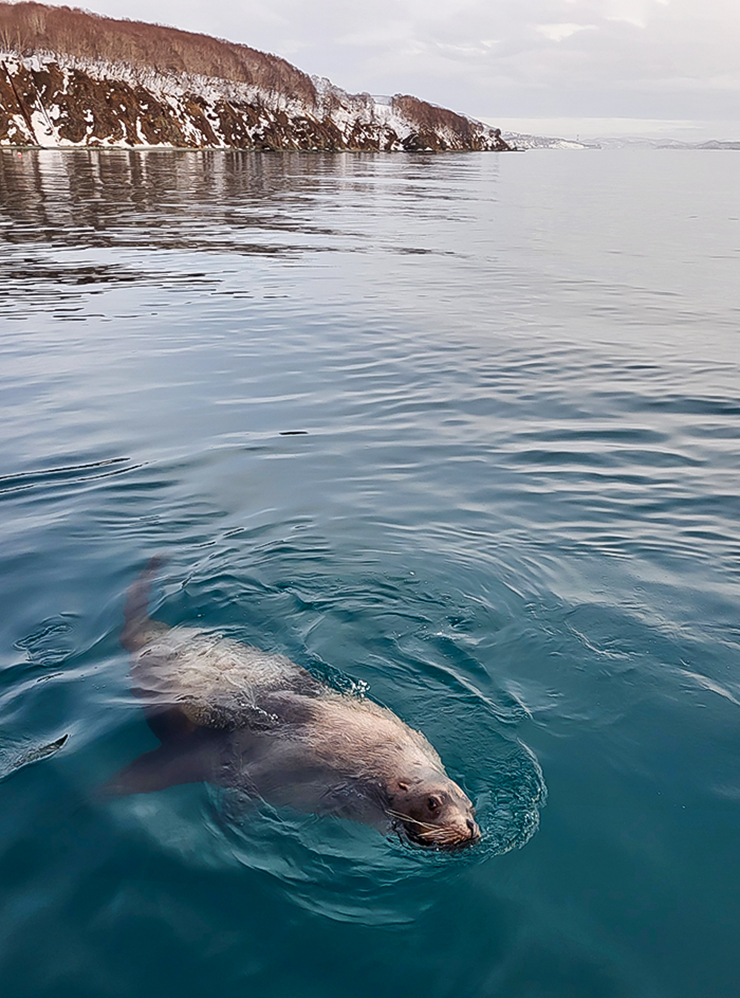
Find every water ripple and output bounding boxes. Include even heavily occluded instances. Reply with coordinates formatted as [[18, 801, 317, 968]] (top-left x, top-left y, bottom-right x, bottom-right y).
[[1, 147, 740, 996]]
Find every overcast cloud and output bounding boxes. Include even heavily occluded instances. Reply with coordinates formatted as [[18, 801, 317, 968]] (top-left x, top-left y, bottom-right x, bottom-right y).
[[35, 0, 740, 137]]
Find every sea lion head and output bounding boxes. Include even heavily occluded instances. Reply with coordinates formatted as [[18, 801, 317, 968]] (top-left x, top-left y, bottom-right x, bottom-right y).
[[388, 775, 481, 850]]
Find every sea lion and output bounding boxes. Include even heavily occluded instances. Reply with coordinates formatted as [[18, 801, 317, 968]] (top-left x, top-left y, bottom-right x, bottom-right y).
[[110, 559, 481, 850]]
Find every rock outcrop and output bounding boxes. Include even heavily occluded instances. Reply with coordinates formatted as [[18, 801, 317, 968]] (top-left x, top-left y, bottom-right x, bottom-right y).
[[0, 3, 510, 152]]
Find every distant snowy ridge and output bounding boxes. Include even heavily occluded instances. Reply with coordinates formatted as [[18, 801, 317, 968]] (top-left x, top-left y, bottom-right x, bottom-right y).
[[0, 5, 510, 151], [502, 131, 598, 151]]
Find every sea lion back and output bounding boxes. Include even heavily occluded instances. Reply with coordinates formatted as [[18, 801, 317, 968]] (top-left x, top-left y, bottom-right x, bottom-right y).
[[132, 625, 317, 728], [122, 560, 320, 730]]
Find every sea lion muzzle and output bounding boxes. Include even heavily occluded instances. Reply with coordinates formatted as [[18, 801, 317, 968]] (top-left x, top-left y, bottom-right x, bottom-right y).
[[387, 778, 481, 849]]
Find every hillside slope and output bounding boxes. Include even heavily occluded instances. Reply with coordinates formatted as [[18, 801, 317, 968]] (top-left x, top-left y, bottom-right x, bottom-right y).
[[0, 3, 510, 151]]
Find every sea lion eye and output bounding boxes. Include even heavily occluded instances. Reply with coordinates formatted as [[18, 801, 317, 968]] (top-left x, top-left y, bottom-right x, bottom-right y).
[[427, 796, 441, 812]]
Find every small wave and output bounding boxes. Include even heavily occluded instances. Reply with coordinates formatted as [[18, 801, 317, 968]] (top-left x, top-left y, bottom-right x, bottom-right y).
[[0, 457, 141, 498], [0, 733, 69, 781], [14, 614, 80, 667]]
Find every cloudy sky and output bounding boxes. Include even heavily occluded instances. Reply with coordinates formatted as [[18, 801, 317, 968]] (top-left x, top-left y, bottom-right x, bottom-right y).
[[39, 0, 740, 138]]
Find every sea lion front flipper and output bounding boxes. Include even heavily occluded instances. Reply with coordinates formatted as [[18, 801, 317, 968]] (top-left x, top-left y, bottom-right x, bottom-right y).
[[102, 741, 214, 797]]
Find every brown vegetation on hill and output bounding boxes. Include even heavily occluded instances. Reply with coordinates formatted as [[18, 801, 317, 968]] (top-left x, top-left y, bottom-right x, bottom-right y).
[[392, 96, 477, 141], [390, 95, 507, 151], [0, 1, 317, 103]]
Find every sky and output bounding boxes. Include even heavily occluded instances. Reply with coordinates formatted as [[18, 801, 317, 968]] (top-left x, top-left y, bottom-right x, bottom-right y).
[[29, 0, 740, 139]]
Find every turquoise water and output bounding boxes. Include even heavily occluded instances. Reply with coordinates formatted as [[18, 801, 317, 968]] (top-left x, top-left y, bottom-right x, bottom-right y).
[[1, 147, 739, 997]]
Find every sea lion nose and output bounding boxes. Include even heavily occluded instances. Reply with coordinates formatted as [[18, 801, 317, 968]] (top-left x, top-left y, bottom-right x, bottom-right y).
[[467, 818, 480, 840]]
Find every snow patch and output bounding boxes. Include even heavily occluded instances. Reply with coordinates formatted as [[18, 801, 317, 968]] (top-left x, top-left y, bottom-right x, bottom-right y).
[[1, 51, 508, 152]]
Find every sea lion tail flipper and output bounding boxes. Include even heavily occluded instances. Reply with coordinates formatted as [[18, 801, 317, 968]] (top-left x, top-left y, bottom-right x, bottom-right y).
[[101, 742, 212, 797], [121, 556, 166, 651]]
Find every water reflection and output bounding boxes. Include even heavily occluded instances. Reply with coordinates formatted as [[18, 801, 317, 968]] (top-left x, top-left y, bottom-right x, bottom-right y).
[[0, 148, 487, 255]]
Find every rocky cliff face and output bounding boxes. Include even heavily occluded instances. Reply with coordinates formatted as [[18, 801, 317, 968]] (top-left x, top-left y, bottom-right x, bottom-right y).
[[0, 4, 509, 152]]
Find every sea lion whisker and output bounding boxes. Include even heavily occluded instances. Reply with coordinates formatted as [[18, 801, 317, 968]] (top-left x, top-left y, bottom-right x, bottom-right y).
[[420, 830, 449, 841], [419, 826, 461, 843], [385, 809, 439, 831]]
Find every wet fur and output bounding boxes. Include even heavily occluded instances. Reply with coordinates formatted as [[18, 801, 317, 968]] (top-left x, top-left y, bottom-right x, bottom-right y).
[[111, 561, 480, 848]]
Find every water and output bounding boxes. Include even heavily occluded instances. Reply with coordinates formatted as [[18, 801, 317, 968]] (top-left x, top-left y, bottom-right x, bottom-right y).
[[1, 147, 739, 998]]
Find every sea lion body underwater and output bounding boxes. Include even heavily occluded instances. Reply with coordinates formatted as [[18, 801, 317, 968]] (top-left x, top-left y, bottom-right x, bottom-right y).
[[112, 560, 481, 849]]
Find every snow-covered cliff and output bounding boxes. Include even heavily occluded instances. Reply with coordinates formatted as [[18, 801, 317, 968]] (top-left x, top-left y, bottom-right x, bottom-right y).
[[0, 5, 510, 152]]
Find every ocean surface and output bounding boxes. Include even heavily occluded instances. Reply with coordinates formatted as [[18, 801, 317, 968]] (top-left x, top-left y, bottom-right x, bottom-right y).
[[1, 147, 739, 998]]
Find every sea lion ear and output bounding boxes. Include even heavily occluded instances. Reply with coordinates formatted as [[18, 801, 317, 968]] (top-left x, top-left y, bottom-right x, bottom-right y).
[[397, 781, 410, 791]]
